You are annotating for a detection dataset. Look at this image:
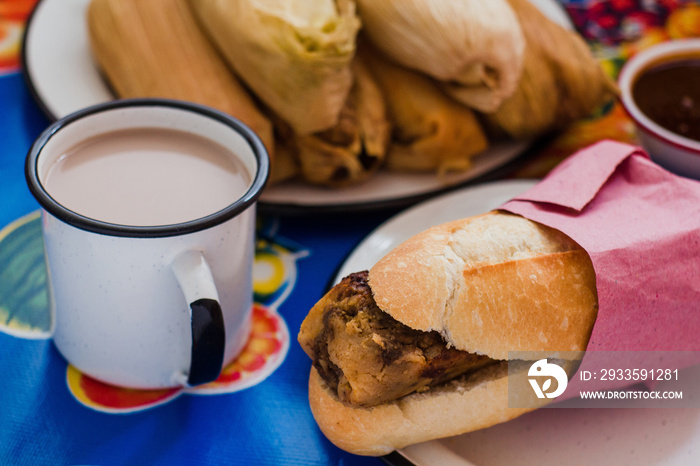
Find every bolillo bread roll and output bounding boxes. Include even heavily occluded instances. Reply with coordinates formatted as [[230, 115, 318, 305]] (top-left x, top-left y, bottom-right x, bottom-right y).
[[299, 211, 598, 455]]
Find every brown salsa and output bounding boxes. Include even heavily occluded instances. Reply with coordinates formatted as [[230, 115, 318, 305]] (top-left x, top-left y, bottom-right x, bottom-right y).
[[632, 57, 700, 142]]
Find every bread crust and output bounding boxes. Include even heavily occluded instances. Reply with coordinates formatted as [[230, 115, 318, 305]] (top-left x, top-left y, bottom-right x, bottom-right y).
[[368, 211, 598, 358], [308, 364, 539, 456]]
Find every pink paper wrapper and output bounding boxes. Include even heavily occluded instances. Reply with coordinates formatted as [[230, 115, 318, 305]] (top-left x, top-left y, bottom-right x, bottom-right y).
[[500, 140, 700, 397]]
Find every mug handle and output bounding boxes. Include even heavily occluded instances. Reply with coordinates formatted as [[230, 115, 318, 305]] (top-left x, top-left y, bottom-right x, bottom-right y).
[[171, 250, 226, 386]]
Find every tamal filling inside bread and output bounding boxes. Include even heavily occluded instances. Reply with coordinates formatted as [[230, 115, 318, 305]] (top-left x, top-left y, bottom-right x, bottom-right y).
[[299, 271, 496, 407]]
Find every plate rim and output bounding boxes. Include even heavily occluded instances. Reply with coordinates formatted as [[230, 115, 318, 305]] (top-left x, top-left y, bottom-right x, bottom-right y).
[[259, 140, 548, 215], [20, 0, 59, 123]]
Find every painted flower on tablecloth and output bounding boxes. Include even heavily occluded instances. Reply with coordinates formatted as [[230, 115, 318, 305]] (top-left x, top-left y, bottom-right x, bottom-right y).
[[561, 0, 695, 45], [67, 304, 290, 413], [666, 3, 700, 37], [0, 0, 38, 72], [0, 212, 308, 413], [0, 211, 51, 338]]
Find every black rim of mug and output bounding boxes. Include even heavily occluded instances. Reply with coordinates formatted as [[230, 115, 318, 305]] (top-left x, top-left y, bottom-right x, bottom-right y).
[[25, 98, 270, 238]]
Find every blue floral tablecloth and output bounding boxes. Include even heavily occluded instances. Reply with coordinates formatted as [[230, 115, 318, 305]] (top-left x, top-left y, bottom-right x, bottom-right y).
[[2, 0, 699, 464]]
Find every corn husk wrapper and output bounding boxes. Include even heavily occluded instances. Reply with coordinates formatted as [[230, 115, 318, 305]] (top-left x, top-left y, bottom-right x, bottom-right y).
[[355, 0, 525, 113], [268, 134, 299, 184], [361, 45, 488, 175], [483, 0, 618, 139], [189, 0, 360, 135], [87, 0, 275, 161], [284, 56, 390, 187]]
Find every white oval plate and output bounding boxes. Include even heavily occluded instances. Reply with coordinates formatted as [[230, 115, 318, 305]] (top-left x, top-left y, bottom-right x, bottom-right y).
[[336, 179, 700, 466], [21, 0, 570, 212]]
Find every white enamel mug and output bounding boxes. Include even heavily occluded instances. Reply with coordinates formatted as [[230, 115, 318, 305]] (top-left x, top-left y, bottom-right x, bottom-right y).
[[25, 99, 269, 389]]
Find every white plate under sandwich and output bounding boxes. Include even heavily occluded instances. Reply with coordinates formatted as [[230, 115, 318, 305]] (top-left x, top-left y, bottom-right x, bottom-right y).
[[336, 179, 700, 466], [21, 0, 571, 212]]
